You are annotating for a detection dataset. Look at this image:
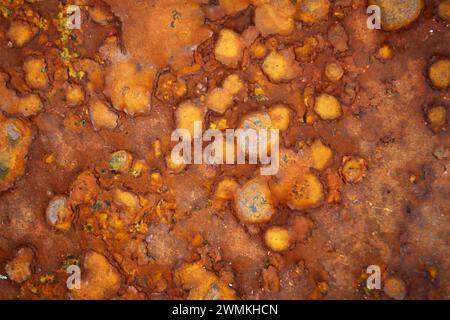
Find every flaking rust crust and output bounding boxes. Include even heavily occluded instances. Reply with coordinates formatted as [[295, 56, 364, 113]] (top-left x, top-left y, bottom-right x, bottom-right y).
[[0, 0, 448, 300]]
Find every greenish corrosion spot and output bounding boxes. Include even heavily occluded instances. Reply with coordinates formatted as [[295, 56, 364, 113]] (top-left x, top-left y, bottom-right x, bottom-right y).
[[92, 200, 103, 211], [109, 151, 128, 171], [61, 255, 80, 272], [254, 95, 269, 103]]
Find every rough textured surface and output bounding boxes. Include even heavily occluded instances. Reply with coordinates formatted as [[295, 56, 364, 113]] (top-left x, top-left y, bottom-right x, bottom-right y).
[[0, 0, 448, 300]]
